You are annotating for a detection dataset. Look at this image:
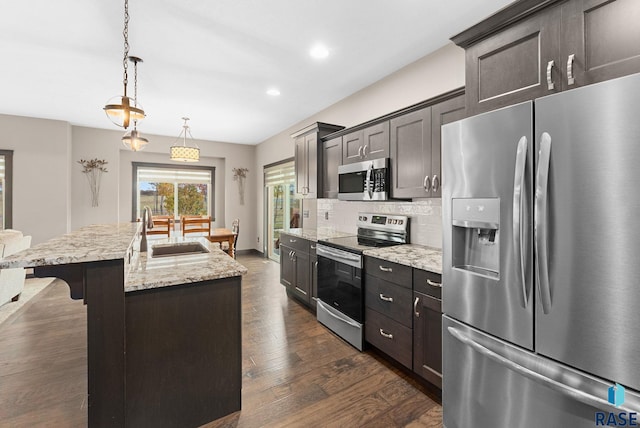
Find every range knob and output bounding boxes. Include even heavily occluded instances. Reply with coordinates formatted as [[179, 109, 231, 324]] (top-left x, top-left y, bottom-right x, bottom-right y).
[[363, 216, 368, 222], [398, 220, 403, 225]]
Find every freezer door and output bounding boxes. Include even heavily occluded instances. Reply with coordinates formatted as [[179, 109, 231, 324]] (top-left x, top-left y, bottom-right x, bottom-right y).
[[443, 315, 640, 428], [442, 102, 534, 350], [535, 73, 640, 391]]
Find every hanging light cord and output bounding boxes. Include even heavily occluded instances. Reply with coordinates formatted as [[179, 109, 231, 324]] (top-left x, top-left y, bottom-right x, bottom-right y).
[[122, 0, 130, 97]]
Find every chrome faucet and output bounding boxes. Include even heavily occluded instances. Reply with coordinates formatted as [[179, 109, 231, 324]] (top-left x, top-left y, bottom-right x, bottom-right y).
[[140, 206, 154, 252]]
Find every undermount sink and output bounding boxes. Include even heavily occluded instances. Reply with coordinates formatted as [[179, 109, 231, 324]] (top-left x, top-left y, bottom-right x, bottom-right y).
[[151, 242, 210, 258]]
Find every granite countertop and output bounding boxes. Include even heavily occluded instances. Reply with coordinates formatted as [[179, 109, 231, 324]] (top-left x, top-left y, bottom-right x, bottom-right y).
[[126, 236, 247, 292], [0, 222, 248, 292], [284, 228, 354, 242], [0, 223, 141, 269], [362, 244, 442, 274]]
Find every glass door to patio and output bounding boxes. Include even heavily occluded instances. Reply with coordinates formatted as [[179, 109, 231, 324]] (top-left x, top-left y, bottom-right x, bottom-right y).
[[264, 160, 299, 262]]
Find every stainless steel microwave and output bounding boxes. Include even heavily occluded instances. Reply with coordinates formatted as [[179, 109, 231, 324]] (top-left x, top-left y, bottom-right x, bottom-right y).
[[338, 158, 390, 201]]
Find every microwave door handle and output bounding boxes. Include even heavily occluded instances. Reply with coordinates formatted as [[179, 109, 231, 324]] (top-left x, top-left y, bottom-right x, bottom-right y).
[[513, 136, 529, 308], [535, 132, 552, 314], [365, 164, 373, 199]]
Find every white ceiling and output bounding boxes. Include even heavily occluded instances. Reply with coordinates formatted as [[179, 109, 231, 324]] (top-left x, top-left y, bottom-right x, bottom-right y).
[[0, 0, 513, 145]]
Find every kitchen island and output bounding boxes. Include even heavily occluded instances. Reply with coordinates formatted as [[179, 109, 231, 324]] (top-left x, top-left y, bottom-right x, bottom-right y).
[[0, 223, 248, 427]]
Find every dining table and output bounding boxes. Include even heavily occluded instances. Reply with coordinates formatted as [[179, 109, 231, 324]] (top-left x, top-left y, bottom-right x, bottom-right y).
[[207, 228, 236, 258]]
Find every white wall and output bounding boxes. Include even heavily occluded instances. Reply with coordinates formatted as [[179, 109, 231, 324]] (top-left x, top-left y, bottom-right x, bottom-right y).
[[0, 114, 71, 244], [71, 126, 256, 252], [254, 43, 465, 251]]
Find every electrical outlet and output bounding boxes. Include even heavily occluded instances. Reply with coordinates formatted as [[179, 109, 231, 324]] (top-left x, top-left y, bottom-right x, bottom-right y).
[[324, 212, 329, 220], [256, 237, 260, 243]]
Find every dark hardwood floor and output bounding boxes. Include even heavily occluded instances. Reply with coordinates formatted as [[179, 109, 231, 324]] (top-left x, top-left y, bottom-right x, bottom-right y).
[[0, 254, 442, 427]]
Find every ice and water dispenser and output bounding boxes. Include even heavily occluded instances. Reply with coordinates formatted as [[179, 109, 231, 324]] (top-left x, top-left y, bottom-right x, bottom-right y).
[[451, 198, 500, 280]]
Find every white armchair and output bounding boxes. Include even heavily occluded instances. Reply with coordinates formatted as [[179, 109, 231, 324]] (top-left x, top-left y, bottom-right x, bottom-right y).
[[0, 230, 32, 307]]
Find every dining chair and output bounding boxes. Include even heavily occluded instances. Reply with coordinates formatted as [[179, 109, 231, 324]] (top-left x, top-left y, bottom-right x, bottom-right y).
[[146, 215, 174, 237], [181, 215, 212, 237]]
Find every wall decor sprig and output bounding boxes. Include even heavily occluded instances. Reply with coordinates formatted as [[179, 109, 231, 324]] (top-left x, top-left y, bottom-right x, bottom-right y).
[[233, 167, 249, 205], [78, 158, 108, 207]]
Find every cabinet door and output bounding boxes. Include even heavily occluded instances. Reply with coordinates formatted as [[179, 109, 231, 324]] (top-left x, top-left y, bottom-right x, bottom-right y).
[[342, 129, 364, 165], [323, 137, 342, 198], [279, 245, 295, 288], [430, 94, 466, 198], [413, 291, 442, 388], [390, 107, 432, 199], [294, 136, 307, 195], [561, 0, 640, 89], [465, 5, 560, 116], [362, 122, 390, 160], [305, 133, 318, 199], [292, 250, 310, 304]]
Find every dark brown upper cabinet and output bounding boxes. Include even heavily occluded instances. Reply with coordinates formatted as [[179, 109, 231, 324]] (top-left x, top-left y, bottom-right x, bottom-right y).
[[342, 122, 390, 165], [430, 94, 466, 198], [453, 0, 640, 116], [390, 107, 432, 199], [292, 122, 344, 199], [322, 136, 342, 199]]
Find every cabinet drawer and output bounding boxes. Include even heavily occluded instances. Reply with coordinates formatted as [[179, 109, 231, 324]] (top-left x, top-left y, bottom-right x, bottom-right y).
[[365, 307, 412, 369], [413, 269, 442, 300], [364, 257, 411, 288], [280, 234, 310, 253], [365, 274, 412, 327]]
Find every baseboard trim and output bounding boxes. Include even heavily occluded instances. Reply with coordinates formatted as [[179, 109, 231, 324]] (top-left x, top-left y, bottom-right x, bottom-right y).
[[236, 249, 263, 256]]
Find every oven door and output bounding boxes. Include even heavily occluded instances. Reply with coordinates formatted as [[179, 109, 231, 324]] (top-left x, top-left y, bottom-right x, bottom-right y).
[[316, 245, 363, 323], [316, 244, 364, 350]]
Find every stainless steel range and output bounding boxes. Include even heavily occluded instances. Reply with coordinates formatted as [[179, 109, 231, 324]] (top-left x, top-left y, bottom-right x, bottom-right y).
[[316, 212, 409, 350]]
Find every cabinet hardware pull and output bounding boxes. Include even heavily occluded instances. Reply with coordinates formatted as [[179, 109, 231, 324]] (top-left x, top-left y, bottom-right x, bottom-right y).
[[362, 145, 368, 158], [423, 175, 431, 192], [379, 329, 394, 339], [414, 296, 420, 317], [567, 54, 575, 86], [295, 286, 308, 296], [310, 244, 315, 249], [379, 266, 393, 272], [546, 60, 555, 90], [427, 279, 442, 288], [379, 293, 394, 302], [290, 239, 297, 243], [358, 146, 363, 158], [314, 261, 318, 269], [432, 175, 439, 192]]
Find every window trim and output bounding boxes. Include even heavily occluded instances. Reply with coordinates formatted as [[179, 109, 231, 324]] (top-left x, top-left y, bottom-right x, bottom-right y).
[[131, 162, 216, 222], [0, 150, 13, 229]]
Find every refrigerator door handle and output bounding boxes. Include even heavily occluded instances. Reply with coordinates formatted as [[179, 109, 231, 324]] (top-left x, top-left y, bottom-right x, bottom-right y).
[[513, 135, 529, 308], [535, 132, 552, 314], [447, 326, 632, 413]]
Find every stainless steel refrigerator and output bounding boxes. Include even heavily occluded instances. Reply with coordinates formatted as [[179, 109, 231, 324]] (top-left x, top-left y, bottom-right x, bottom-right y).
[[442, 73, 640, 428]]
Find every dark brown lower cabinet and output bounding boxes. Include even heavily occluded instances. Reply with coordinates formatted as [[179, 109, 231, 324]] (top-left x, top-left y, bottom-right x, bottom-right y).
[[280, 234, 316, 308], [413, 290, 443, 388]]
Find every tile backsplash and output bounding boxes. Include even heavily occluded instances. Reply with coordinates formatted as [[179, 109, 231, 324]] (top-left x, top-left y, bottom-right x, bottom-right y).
[[316, 199, 442, 249]]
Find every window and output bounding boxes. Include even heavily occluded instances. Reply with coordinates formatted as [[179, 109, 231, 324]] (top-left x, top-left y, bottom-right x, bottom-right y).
[[0, 150, 13, 229], [132, 162, 215, 221]]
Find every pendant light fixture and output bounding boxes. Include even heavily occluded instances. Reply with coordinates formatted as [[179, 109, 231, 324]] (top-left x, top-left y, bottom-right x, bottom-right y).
[[103, 0, 145, 129], [121, 56, 149, 151], [170, 118, 200, 162]]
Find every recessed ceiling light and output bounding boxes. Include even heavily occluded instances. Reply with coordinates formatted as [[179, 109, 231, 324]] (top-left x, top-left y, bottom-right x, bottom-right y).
[[309, 44, 329, 59], [266, 88, 281, 96]]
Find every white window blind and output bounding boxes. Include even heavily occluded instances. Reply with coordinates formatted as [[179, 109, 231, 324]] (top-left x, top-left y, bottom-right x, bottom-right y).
[[138, 167, 211, 184], [0, 156, 5, 180], [264, 161, 295, 186]]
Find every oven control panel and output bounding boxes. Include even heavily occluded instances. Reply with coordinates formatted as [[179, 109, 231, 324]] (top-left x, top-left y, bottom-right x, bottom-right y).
[[357, 212, 409, 233]]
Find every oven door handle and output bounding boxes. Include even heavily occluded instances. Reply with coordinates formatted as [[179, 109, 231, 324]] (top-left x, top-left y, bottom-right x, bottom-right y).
[[316, 245, 362, 268], [317, 300, 361, 328]]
